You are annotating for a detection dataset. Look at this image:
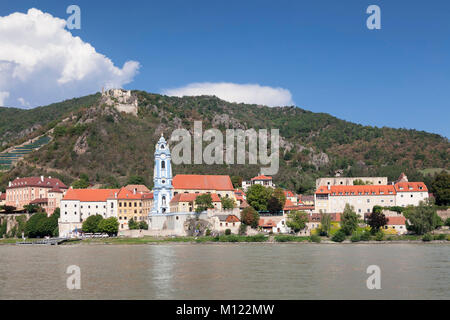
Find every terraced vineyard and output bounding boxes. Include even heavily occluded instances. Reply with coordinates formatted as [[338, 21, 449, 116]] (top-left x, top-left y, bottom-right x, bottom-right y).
[[0, 135, 51, 170]]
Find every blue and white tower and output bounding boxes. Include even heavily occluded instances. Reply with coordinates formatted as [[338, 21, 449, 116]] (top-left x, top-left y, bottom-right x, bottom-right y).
[[150, 134, 173, 214]]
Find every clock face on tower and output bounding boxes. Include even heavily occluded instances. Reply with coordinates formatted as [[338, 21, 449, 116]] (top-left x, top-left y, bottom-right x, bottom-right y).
[[162, 179, 166, 184]]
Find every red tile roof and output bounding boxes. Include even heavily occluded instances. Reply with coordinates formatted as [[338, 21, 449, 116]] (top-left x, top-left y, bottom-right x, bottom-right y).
[[394, 182, 428, 193], [173, 174, 234, 191], [63, 189, 120, 202], [387, 216, 406, 225], [141, 193, 154, 200], [226, 215, 240, 223], [251, 175, 272, 181], [284, 190, 295, 197], [239, 199, 250, 208], [117, 187, 144, 200], [8, 177, 67, 189], [258, 219, 276, 228], [30, 198, 48, 204], [125, 184, 151, 193], [49, 187, 64, 193], [170, 193, 221, 204], [316, 185, 396, 196]]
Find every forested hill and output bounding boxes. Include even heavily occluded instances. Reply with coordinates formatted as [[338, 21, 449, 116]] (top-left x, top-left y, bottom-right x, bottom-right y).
[[0, 90, 448, 193]]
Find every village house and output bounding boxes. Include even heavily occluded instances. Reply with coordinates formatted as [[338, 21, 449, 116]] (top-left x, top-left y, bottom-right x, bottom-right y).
[[5, 176, 68, 215], [242, 174, 275, 191], [383, 216, 407, 235], [169, 193, 222, 212], [116, 187, 154, 230], [211, 214, 241, 233]]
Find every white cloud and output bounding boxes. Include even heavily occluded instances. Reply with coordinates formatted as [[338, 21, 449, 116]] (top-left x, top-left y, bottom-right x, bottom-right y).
[[162, 82, 294, 107], [0, 91, 9, 106], [0, 8, 140, 108]]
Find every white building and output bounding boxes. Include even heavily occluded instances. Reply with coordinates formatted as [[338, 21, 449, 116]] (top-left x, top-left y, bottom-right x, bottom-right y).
[[59, 189, 119, 237], [394, 182, 429, 207], [315, 182, 428, 217], [242, 175, 275, 191]]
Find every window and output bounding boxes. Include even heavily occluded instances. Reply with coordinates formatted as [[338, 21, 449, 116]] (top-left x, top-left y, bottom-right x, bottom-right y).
[[161, 161, 165, 169]]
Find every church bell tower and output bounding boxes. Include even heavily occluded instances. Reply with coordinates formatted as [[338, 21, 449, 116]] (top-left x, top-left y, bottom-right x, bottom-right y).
[[150, 134, 173, 214]]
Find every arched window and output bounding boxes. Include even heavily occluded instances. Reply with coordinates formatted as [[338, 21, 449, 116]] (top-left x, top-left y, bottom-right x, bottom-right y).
[[161, 161, 165, 169], [162, 196, 166, 206]]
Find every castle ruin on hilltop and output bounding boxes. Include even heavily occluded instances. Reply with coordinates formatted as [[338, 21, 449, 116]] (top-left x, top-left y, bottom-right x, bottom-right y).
[[101, 88, 138, 116]]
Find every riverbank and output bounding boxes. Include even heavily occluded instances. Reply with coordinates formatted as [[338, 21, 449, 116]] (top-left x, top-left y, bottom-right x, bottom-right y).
[[2, 234, 449, 245]]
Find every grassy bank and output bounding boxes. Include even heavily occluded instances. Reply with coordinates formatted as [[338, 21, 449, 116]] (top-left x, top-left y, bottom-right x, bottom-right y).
[[1, 233, 449, 245]]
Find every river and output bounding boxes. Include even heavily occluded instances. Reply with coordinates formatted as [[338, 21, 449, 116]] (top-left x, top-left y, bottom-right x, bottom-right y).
[[0, 243, 448, 299]]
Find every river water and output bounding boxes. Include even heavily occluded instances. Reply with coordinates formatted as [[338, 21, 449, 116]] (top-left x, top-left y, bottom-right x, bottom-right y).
[[0, 243, 448, 299]]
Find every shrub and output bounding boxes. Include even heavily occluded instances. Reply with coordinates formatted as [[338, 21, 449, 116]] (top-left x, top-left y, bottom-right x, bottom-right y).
[[422, 233, 433, 242], [445, 218, 450, 227], [310, 234, 321, 243], [375, 231, 384, 241], [274, 235, 307, 242], [386, 236, 394, 241], [138, 221, 148, 230], [238, 223, 247, 235], [360, 230, 371, 241], [331, 230, 346, 242], [205, 229, 211, 236], [434, 234, 446, 241], [225, 228, 231, 235], [350, 233, 361, 242]]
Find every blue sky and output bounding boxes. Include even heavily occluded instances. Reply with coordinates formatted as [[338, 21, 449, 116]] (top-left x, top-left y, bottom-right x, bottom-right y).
[[1, 0, 449, 137]]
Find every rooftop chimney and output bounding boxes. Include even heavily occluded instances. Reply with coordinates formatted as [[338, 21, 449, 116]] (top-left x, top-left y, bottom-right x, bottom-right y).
[[40, 176, 44, 182]]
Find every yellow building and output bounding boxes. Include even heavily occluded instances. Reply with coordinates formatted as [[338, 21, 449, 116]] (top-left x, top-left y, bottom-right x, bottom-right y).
[[117, 187, 153, 230]]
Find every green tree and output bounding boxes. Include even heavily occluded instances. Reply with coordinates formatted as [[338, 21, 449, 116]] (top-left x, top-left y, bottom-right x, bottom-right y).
[[246, 184, 272, 211], [318, 213, 331, 236], [340, 204, 359, 236], [72, 175, 90, 189], [24, 212, 48, 238], [128, 218, 139, 230], [82, 214, 103, 233], [127, 175, 146, 185], [404, 201, 442, 235], [1, 205, 16, 213], [267, 196, 283, 214], [231, 176, 242, 188], [138, 221, 148, 230], [431, 171, 450, 206], [98, 217, 119, 235], [240, 206, 260, 228], [366, 209, 388, 234], [195, 194, 214, 213], [286, 210, 308, 233], [273, 188, 286, 207], [23, 204, 41, 213], [221, 197, 235, 210]]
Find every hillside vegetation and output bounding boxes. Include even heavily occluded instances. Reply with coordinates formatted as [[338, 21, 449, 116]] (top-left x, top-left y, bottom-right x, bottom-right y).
[[0, 91, 448, 193]]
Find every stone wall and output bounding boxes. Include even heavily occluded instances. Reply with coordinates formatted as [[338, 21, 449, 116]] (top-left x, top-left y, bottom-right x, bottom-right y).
[[0, 213, 31, 237]]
